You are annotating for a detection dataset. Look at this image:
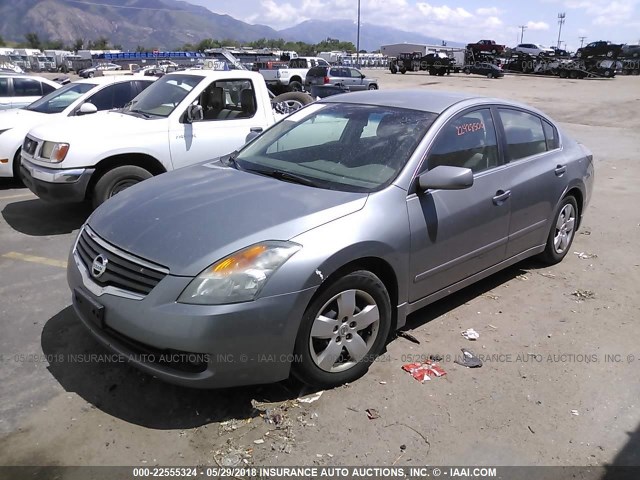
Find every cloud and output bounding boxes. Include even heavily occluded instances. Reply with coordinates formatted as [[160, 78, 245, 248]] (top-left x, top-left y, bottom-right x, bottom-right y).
[[564, 0, 639, 25], [527, 20, 551, 30], [416, 3, 473, 21], [476, 7, 502, 16]]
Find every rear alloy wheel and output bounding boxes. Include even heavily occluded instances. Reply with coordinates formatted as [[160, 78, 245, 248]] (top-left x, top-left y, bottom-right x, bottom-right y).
[[539, 196, 578, 265], [367, 84, 378, 90], [292, 270, 391, 388], [92, 165, 152, 208]]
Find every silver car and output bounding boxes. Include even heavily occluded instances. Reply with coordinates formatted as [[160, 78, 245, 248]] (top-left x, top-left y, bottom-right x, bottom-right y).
[[305, 66, 379, 91], [68, 90, 594, 389]]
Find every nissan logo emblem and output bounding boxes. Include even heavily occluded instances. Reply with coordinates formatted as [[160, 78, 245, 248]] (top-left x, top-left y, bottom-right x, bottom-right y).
[[91, 254, 108, 279]]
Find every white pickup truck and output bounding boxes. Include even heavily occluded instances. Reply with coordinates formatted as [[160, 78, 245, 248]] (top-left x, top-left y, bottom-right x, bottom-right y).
[[260, 57, 330, 93], [20, 70, 312, 207]]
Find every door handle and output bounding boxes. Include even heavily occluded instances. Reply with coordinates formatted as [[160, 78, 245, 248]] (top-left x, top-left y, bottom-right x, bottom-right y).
[[555, 164, 567, 176], [250, 127, 263, 133], [492, 190, 511, 205]]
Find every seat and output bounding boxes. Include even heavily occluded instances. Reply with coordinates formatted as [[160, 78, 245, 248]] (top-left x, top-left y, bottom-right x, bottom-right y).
[[504, 126, 546, 160], [238, 89, 256, 118], [201, 86, 224, 120]]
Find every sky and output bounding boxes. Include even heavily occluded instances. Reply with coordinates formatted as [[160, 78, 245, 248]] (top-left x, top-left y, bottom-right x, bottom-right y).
[[188, 0, 640, 50]]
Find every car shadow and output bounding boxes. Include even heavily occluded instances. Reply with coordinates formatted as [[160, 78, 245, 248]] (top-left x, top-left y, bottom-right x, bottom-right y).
[[2, 199, 91, 236], [402, 259, 542, 332], [602, 423, 640, 479], [41, 306, 315, 430]]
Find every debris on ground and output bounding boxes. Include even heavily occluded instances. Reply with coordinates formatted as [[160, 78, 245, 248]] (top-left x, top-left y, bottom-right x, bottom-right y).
[[580, 230, 592, 236], [402, 361, 447, 383], [487, 324, 497, 330], [574, 251, 598, 259], [397, 330, 421, 344], [215, 443, 253, 467], [482, 293, 500, 300], [571, 289, 596, 301], [366, 408, 380, 420], [454, 348, 483, 368], [298, 391, 323, 404], [461, 328, 480, 340], [571, 410, 580, 416], [429, 353, 444, 362], [538, 271, 557, 279], [379, 381, 387, 385], [296, 411, 318, 427], [516, 274, 529, 281], [528, 426, 536, 434], [253, 439, 265, 445]]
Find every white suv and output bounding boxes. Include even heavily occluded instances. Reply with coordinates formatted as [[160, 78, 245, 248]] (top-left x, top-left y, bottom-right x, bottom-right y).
[[513, 44, 555, 56], [0, 76, 155, 179]]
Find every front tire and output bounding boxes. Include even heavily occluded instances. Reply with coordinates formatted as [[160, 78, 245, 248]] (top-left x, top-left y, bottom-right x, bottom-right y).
[[92, 165, 152, 208], [288, 81, 303, 92], [292, 270, 392, 388], [539, 196, 578, 265], [367, 84, 378, 90]]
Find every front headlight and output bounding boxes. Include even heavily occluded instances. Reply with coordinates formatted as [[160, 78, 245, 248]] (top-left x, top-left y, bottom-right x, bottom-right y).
[[40, 141, 70, 163], [178, 241, 301, 305]]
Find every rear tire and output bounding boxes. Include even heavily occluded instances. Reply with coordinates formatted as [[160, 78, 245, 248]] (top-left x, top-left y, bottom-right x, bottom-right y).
[[292, 270, 392, 388], [91, 165, 152, 209], [539, 196, 578, 265], [288, 81, 303, 92], [367, 84, 378, 90]]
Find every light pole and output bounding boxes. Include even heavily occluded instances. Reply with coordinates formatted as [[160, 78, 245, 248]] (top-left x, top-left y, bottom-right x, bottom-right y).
[[557, 13, 566, 49], [518, 25, 528, 44], [579, 36, 586, 48], [356, 0, 361, 68]]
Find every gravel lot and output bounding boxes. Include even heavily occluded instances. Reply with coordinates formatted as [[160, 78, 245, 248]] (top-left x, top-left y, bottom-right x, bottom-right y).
[[0, 70, 639, 473]]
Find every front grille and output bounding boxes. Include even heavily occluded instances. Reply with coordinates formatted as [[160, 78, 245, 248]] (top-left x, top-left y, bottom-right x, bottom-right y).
[[23, 136, 38, 156], [76, 227, 168, 296]]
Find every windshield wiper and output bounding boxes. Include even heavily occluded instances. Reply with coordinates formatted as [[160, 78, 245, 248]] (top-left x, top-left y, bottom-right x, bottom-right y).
[[125, 109, 153, 118], [249, 168, 321, 188], [221, 150, 239, 168]]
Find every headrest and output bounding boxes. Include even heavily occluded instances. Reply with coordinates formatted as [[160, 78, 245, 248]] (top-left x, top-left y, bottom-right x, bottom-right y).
[[240, 89, 255, 113], [377, 114, 410, 139], [504, 125, 535, 144], [207, 87, 224, 108]]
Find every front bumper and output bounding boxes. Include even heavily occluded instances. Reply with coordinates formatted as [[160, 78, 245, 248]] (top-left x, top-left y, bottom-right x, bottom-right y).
[[21, 158, 93, 202], [67, 244, 318, 389]]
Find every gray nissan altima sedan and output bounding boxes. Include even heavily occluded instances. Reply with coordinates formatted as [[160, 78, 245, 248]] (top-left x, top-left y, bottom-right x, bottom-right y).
[[67, 90, 594, 389]]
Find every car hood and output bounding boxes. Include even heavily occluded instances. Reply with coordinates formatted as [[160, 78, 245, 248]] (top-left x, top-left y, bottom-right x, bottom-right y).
[[28, 111, 163, 142], [87, 161, 368, 276], [0, 108, 49, 130]]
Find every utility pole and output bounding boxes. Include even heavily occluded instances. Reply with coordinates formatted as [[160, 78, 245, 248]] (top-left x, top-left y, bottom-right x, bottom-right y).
[[557, 13, 566, 49], [356, 0, 361, 68], [518, 25, 527, 44], [579, 36, 586, 48]]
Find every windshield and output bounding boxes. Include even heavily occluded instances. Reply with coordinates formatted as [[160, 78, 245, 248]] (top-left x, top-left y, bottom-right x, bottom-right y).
[[122, 74, 202, 117], [235, 103, 437, 193], [25, 82, 96, 114]]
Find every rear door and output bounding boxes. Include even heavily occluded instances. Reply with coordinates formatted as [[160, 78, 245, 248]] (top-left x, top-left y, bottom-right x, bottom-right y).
[[0, 77, 10, 110], [495, 108, 569, 257], [348, 68, 366, 90], [407, 107, 512, 301], [11, 78, 43, 108]]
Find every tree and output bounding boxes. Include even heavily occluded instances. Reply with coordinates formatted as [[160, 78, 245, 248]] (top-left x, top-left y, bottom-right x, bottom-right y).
[[0, 35, 5, 47], [25, 32, 41, 49], [73, 38, 84, 51], [88, 37, 109, 50], [135, 45, 147, 53]]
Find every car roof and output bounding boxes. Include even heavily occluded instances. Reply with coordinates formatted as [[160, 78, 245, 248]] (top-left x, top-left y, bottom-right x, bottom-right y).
[[320, 90, 482, 114], [73, 75, 153, 85], [0, 74, 60, 85], [164, 69, 266, 81]]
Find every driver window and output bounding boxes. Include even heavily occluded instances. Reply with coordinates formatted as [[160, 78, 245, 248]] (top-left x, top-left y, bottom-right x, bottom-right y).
[[426, 108, 499, 174], [197, 80, 256, 121]]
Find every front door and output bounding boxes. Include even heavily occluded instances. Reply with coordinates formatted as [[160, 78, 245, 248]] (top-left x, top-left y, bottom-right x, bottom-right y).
[[407, 107, 512, 302], [168, 78, 270, 170]]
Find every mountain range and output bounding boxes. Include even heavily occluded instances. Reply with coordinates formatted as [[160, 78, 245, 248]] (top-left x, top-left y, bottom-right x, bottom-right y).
[[0, 0, 459, 51]]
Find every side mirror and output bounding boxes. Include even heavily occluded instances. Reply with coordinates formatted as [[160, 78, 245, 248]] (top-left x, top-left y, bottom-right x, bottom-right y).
[[77, 102, 98, 115], [245, 127, 263, 144], [361, 74, 366, 79], [185, 104, 204, 123], [418, 165, 474, 191]]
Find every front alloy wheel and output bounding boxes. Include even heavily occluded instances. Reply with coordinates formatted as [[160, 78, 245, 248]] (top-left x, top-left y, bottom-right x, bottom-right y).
[[293, 270, 391, 387]]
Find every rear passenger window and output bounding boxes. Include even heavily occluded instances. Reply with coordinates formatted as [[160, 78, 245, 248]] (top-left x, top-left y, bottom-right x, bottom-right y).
[[41, 82, 56, 95], [0, 78, 8, 96], [542, 120, 559, 150], [498, 109, 547, 161], [13, 78, 42, 96], [427, 108, 499, 174]]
